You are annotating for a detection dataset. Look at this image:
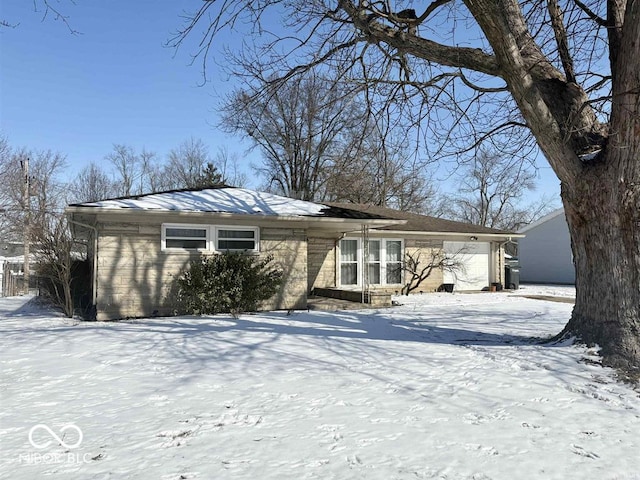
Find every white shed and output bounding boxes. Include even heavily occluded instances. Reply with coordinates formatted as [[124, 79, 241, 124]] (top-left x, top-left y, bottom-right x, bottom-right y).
[[517, 208, 575, 284]]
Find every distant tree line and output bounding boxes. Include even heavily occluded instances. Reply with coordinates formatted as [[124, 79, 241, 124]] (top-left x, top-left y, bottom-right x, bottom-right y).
[[69, 138, 248, 203], [1, 134, 248, 239], [0, 134, 247, 316]]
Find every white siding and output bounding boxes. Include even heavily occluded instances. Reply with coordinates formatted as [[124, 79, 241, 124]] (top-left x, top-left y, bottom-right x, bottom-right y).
[[518, 211, 575, 284]]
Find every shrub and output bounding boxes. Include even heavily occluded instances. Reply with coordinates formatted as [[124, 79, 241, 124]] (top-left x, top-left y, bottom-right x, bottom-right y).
[[177, 252, 283, 316]]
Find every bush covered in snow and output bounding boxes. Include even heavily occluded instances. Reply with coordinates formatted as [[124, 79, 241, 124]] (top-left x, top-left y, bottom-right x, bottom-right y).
[[177, 252, 283, 316]]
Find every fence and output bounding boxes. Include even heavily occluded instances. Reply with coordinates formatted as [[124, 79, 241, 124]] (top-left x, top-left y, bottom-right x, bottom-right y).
[[2, 261, 23, 296], [1, 261, 39, 297]]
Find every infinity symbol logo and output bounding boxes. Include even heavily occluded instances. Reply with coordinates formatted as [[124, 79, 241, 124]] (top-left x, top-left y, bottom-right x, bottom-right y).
[[28, 424, 83, 449]]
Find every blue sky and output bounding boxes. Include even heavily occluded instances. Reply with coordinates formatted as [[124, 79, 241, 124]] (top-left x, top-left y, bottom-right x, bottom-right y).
[[1, 1, 253, 181], [0, 1, 561, 203]]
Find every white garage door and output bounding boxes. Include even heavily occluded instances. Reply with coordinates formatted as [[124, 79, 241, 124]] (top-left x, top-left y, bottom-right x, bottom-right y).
[[443, 241, 490, 291]]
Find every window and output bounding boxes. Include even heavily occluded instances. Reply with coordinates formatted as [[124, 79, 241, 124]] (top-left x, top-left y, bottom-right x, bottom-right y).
[[163, 226, 208, 250], [385, 240, 403, 284], [339, 238, 404, 286], [215, 227, 259, 253], [340, 239, 359, 285], [367, 240, 381, 284], [162, 224, 259, 253]]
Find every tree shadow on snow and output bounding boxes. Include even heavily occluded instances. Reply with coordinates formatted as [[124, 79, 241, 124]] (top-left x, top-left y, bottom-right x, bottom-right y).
[[109, 312, 533, 346], [0, 300, 583, 393], [0, 302, 565, 347]]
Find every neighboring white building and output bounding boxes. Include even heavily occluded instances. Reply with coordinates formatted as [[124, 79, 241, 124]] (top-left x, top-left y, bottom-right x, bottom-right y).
[[518, 208, 575, 284]]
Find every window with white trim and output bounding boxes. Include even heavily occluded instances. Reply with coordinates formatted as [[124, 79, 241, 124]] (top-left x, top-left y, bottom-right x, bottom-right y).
[[163, 225, 208, 250], [162, 224, 259, 253], [367, 240, 381, 284], [385, 240, 403, 284], [340, 239, 359, 285], [339, 238, 404, 286], [215, 227, 259, 253]]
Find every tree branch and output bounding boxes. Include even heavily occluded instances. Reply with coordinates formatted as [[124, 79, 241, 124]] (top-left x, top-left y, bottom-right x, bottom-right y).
[[415, 0, 455, 25], [339, 0, 501, 77], [547, 0, 576, 83], [572, 0, 607, 26], [457, 71, 509, 93], [38, 0, 79, 35]]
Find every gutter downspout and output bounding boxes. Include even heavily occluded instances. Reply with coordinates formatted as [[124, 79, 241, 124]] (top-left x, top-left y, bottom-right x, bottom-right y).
[[497, 237, 516, 287], [68, 218, 98, 314]]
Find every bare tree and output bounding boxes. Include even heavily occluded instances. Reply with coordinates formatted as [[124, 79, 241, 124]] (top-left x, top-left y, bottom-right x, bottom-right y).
[[32, 213, 75, 317], [138, 148, 157, 193], [26, 150, 68, 227], [173, 0, 640, 374], [445, 150, 557, 231], [106, 144, 157, 197], [0, 147, 67, 237], [214, 147, 248, 188], [147, 138, 224, 191], [325, 131, 441, 214], [0, 135, 10, 174], [166, 137, 209, 189], [106, 144, 139, 197], [221, 72, 366, 201], [0, 146, 67, 294], [0, 135, 12, 199], [69, 162, 117, 203], [0, 135, 13, 234], [223, 71, 433, 203], [402, 250, 465, 296], [163, 138, 211, 189], [1, 0, 77, 33], [81, 140, 228, 200], [0, 139, 78, 315]]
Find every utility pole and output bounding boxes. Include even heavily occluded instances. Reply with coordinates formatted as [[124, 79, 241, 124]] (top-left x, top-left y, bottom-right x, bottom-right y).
[[21, 157, 30, 295]]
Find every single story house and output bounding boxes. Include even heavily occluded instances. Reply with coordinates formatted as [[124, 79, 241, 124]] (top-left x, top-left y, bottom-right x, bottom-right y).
[[66, 187, 522, 320], [517, 208, 575, 284]]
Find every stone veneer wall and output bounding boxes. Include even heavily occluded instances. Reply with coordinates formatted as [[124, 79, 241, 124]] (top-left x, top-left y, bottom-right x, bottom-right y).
[[260, 227, 308, 311], [307, 236, 338, 292], [401, 238, 445, 293], [95, 222, 307, 320]]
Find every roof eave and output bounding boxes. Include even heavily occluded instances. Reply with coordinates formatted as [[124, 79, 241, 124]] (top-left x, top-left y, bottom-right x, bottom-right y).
[[517, 208, 565, 233], [65, 206, 406, 228], [370, 229, 525, 239]]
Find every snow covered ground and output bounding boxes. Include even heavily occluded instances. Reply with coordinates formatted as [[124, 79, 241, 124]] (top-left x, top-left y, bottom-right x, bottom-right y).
[[515, 284, 576, 298], [1, 288, 638, 480]]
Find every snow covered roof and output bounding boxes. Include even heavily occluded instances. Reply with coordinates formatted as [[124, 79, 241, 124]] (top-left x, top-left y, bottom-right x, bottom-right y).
[[67, 188, 525, 238], [70, 187, 325, 216], [67, 187, 390, 221]]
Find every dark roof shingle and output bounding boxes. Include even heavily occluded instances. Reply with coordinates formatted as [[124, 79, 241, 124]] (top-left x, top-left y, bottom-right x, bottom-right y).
[[326, 203, 515, 234]]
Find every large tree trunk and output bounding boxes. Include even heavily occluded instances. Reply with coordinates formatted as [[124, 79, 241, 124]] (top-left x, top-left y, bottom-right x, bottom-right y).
[[463, 0, 640, 374], [561, 3, 640, 375], [562, 157, 640, 375]]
